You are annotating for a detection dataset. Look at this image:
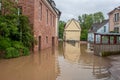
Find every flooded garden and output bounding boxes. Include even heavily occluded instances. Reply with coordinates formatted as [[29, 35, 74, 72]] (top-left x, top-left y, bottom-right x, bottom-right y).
[[0, 42, 116, 80]]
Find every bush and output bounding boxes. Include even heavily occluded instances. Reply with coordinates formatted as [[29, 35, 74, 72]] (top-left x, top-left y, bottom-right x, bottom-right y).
[[12, 41, 24, 49], [22, 47, 30, 56], [0, 38, 11, 50], [5, 47, 20, 59], [18, 15, 34, 48]]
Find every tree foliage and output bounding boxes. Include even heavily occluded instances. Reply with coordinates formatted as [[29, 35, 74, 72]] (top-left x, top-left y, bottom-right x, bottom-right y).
[[0, 0, 34, 58], [78, 12, 105, 41], [1, 0, 18, 15], [59, 21, 66, 39]]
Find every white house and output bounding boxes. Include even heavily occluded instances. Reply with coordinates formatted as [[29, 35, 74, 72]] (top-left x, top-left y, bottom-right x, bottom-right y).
[[88, 20, 109, 42]]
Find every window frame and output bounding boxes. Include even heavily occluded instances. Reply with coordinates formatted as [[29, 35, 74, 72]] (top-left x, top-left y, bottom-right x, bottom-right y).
[[104, 26, 106, 32], [114, 27, 119, 33], [46, 9, 48, 24], [0, 0, 2, 11], [114, 13, 119, 22], [38, 2, 42, 21]]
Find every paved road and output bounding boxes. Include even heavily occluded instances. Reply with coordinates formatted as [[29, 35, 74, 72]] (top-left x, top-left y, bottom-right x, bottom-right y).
[[108, 55, 120, 80]]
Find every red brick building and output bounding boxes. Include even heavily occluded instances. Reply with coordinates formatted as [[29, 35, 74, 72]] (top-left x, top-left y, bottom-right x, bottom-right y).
[[109, 6, 120, 33], [17, 0, 61, 51]]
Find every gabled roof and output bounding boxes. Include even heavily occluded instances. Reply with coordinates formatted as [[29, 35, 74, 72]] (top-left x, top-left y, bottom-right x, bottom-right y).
[[108, 6, 120, 15], [88, 20, 109, 33], [64, 18, 81, 30]]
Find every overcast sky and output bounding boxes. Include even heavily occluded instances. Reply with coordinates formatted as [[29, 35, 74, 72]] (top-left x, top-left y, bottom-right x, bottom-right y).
[[54, 0, 120, 21]]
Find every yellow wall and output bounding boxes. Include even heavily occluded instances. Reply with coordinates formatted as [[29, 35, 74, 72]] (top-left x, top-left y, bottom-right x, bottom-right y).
[[64, 19, 81, 41], [63, 42, 81, 63], [64, 31, 80, 41]]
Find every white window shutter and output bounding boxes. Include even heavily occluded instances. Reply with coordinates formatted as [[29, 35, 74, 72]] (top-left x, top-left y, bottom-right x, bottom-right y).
[[0, 3, 1, 10]]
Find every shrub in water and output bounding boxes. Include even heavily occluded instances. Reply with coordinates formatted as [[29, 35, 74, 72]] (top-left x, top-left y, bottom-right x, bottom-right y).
[[22, 47, 30, 56], [5, 47, 20, 59], [0, 38, 11, 51], [12, 41, 24, 49]]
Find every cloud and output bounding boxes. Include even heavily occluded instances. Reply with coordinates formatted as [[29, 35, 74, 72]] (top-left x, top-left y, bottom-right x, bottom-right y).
[[54, 0, 120, 21]]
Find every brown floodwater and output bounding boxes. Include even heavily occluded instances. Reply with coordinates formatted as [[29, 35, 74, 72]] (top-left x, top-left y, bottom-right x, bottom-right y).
[[0, 42, 113, 80]]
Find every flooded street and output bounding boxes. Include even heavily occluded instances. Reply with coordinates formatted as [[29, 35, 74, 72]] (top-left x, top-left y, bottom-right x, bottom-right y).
[[0, 42, 113, 80]]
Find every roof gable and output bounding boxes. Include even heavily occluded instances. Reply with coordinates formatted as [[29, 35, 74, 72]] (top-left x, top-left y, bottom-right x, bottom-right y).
[[108, 6, 120, 15], [65, 19, 81, 30], [89, 20, 109, 33]]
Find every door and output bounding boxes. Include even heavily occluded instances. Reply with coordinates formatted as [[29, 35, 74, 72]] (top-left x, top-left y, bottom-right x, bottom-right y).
[[38, 36, 41, 51], [52, 37, 55, 47]]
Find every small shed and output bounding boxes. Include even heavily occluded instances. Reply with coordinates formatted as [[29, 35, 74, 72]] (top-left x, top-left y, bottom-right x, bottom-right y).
[[64, 19, 81, 41]]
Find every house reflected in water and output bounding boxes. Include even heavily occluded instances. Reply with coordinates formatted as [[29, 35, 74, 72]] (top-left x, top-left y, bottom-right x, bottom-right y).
[[57, 42, 112, 80], [63, 42, 81, 63], [0, 42, 113, 80]]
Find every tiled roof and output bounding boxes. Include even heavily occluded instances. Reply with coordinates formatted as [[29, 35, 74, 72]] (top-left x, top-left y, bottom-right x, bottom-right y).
[[88, 20, 109, 33], [108, 6, 120, 14]]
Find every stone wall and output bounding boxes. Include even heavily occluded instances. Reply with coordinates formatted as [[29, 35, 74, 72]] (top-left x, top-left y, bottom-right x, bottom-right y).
[[109, 9, 120, 32]]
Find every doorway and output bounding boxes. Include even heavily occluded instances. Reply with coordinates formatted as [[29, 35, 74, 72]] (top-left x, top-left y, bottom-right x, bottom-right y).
[[38, 36, 41, 51], [52, 37, 55, 47]]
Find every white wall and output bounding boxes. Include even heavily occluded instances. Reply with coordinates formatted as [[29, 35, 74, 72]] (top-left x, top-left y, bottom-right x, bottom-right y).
[[88, 33, 94, 42], [97, 23, 109, 33], [88, 22, 109, 42]]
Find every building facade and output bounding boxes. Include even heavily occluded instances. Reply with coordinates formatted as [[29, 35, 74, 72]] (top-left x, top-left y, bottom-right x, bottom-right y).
[[64, 19, 81, 41], [109, 6, 120, 33], [18, 0, 60, 51], [88, 20, 109, 42]]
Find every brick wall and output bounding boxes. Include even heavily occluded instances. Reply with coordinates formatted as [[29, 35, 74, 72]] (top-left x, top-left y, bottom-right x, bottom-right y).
[[19, 0, 59, 51], [109, 9, 120, 32]]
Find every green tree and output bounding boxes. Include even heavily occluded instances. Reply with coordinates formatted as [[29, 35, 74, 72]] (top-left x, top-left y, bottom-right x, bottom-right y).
[[0, 0, 34, 58], [59, 21, 66, 39], [78, 12, 105, 41], [1, 0, 18, 15]]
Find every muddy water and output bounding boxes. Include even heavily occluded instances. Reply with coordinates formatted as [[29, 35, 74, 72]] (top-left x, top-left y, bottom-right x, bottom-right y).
[[0, 42, 112, 80]]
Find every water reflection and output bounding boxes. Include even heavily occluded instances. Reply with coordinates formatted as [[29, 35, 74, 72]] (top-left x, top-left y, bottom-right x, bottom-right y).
[[63, 42, 81, 63], [0, 48, 57, 80], [0, 42, 112, 80], [57, 42, 111, 80]]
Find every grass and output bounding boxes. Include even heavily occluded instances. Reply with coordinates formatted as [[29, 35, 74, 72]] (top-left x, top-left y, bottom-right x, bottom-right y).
[[101, 51, 120, 57]]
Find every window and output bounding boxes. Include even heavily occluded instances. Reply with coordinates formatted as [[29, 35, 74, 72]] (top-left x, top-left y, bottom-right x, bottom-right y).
[[38, 2, 42, 20], [114, 27, 119, 33], [15, 0, 18, 3], [117, 36, 120, 44], [50, 14, 52, 25], [110, 36, 114, 44], [18, 6, 22, 15], [104, 26, 106, 32], [0, 0, 1, 11], [114, 13, 119, 22], [53, 16, 54, 27], [46, 9, 48, 24]]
